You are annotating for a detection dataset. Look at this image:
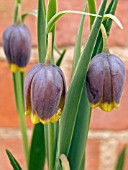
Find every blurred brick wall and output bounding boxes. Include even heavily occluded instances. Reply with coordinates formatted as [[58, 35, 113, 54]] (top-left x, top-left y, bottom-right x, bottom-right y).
[[0, 0, 128, 170]]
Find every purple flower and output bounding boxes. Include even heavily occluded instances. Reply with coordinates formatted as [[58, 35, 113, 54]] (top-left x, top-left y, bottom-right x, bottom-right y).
[[86, 52, 126, 112], [2, 24, 31, 72], [24, 64, 66, 124]]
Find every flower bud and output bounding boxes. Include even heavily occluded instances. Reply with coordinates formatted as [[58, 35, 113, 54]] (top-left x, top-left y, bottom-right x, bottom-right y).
[[24, 64, 66, 124], [86, 52, 126, 112], [2, 24, 31, 72]]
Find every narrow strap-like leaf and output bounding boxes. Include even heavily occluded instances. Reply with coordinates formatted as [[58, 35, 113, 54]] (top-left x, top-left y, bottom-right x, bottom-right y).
[[38, 0, 46, 63], [72, 2, 87, 74], [6, 149, 22, 170], [68, 88, 91, 170], [92, 0, 118, 56], [56, 49, 66, 67], [87, 0, 97, 29], [22, 10, 37, 22], [47, 10, 101, 33], [115, 147, 126, 170], [29, 123, 45, 170], [58, 0, 107, 158]]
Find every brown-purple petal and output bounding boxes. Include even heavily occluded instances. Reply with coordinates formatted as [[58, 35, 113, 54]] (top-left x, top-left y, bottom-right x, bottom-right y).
[[2, 25, 14, 64], [24, 64, 42, 110], [86, 54, 105, 104], [108, 54, 126, 104], [10, 25, 31, 67], [31, 65, 63, 121]]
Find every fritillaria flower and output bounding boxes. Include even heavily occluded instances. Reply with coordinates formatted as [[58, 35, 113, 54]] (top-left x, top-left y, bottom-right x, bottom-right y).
[[86, 52, 126, 112], [24, 63, 66, 124], [2, 24, 31, 72]]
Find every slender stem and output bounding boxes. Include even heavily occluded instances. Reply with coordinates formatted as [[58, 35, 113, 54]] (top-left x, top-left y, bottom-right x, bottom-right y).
[[45, 33, 52, 64], [100, 24, 109, 52], [12, 72, 29, 169], [44, 125, 49, 165], [48, 123, 54, 170], [16, 0, 22, 3]]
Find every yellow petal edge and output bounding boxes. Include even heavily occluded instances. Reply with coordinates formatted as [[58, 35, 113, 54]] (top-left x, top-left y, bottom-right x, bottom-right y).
[[90, 100, 119, 112]]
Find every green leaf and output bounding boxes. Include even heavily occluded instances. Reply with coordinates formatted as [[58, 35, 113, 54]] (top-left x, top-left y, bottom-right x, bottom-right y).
[[6, 149, 22, 170], [72, 2, 87, 74], [87, 0, 97, 29], [47, 10, 101, 33], [38, 0, 47, 63], [103, 14, 123, 29], [47, 0, 57, 63], [22, 10, 37, 22], [56, 49, 66, 66], [58, 0, 107, 159], [68, 88, 91, 170], [68, 3, 91, 169], [115, 147, 126, 170], [92, 0, 118, 56], [79, 152, 85, 170], [29, 123, 45, 170]]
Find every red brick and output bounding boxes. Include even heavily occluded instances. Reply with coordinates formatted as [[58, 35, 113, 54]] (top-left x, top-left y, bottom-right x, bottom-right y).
[[86, 139, 100, 170], [0, 0, 128, 47], [117, 144, 128, 170], [0, 61, 33, 128], [0, 139, 26, 170]]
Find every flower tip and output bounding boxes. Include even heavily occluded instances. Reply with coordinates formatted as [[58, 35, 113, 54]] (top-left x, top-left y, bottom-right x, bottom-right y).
[[10, 64, 26, 73], [31, 113, 40, 124], [99, 102, 119, 112]]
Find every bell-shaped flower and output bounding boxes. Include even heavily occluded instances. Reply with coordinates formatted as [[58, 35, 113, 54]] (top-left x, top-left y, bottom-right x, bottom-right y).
[[24, 63, 66, 124], [86, 52, 126, 112], [2, 24, 31, 72]]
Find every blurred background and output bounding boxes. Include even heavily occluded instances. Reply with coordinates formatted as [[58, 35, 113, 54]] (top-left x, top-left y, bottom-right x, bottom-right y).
[[0, 0, 128, 169]]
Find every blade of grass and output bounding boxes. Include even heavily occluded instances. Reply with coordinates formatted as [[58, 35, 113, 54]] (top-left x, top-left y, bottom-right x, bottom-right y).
[[72, 2, 87, 74], [87, 0, 97, 29], [47, 0, 57, 63], [47, 10, 101, 33], [68, 3, 91, 169], [38, 0, 46, 63], [56, 49, 66, 67], [6, 149, 22, 170], [29, 123, 45, 170], [68, 88, 91, 170], [58, 0, 107, 160], [115, 147, 126, 170], [92, 0, 118, 56]]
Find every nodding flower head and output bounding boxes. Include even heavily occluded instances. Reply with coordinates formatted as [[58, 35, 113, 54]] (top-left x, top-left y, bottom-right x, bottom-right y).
[[2, 24, 31, 72], [24, 63, 66, 124], [86, 52, 126, 112]]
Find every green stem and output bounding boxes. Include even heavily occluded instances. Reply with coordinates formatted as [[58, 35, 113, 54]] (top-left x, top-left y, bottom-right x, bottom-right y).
[[45, 33, 52, 64], [48, 123, 54, 170], [13, 0, 22, 25], [16, 0, 22, 3], [12, 72, 29, 169], [44, 125, 49, 164], [100, 23, 109, 52]]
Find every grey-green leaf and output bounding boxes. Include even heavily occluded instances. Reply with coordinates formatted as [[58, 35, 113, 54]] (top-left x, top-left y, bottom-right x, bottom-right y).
[[29, 123, 45, 170], [47, 10, 101, 33], [58, 0, 107, 159], [6, 149, 22, 170], [115, 147, 126, 170], [22, 10, 37, 22], [38, 0, 46, 63], [56, 49, 66, 67], [72, 2, 87, 74]]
